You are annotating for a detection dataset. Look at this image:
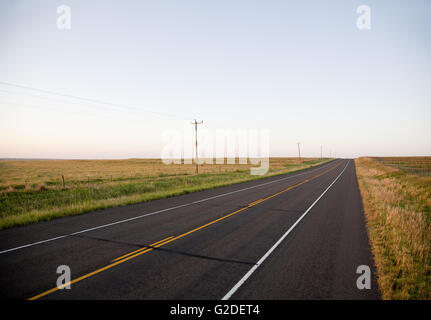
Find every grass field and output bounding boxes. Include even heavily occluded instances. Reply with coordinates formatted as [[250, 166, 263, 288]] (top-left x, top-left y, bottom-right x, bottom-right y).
[[0, 157, 331, 230], [355, 157, 431, 299], [374, 157, 431, 176]]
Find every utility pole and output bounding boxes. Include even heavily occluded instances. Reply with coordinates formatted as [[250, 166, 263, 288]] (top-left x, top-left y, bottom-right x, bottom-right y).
[[191, 119, 203, 174], [320, 145, 322, 159], [297, 142, 301, 163]]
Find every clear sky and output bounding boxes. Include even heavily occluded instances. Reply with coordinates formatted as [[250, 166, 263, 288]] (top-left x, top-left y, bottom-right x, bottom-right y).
[[0, 0, 430, 159]]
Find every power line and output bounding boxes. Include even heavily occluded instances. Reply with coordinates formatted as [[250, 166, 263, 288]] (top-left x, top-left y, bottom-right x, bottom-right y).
[[0, 80, 191, 120], [0, 89, 119, 113], [0, 100, 124, 122], [0, 92, 199, 126]]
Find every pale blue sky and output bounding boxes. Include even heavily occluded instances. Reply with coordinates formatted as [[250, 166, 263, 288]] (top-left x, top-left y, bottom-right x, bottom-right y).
[[0, 0, 430, 159]]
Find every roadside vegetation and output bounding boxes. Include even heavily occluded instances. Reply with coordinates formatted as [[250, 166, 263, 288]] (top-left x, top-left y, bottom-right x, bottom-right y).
[[375, 157, 431, 177], [355, 157, 431, 299], [0, 157, 331, 230]]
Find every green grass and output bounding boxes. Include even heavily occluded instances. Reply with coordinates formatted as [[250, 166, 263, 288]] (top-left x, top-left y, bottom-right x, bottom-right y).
[[0, 158, 333, 230]]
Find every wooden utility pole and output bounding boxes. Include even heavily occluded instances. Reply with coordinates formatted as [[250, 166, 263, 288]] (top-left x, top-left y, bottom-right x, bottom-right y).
[[297, 142, 301, 163], [191, 119, 203, 174]]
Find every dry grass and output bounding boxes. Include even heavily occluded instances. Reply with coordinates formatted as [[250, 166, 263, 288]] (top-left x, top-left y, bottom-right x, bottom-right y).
[[0, 157, 330, 229], [355, 157, 431, 299], [0, 158, 307, 191], [374, 157, 431, 176]]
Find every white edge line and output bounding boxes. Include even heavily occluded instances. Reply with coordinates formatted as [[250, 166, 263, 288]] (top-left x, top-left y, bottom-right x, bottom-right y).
[[221, 160, 350, 300], [0, 160, 340, 255]]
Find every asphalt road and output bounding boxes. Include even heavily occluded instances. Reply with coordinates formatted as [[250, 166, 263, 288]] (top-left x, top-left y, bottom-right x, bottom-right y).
[[0, 159, 380, 300]]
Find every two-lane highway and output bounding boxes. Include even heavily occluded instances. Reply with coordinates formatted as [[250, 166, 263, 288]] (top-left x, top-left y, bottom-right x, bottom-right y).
[[0, 159, 380, 299]]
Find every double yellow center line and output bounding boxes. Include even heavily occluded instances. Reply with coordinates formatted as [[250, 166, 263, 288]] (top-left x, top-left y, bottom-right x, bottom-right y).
[[28, 161, 341, 300]]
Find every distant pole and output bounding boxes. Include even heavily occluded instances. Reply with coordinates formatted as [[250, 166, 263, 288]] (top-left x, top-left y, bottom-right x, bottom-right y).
[[191, 119, 203, 174], [320, 145, 322, 159], [297, 142, 301, 163]]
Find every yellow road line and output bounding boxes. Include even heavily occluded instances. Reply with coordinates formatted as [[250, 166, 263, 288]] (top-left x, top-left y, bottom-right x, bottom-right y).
[[29, 237, 173, 300], [28, 161, 341, 300], [248, 199, 265, 206], [111, 236, 174, 262]]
